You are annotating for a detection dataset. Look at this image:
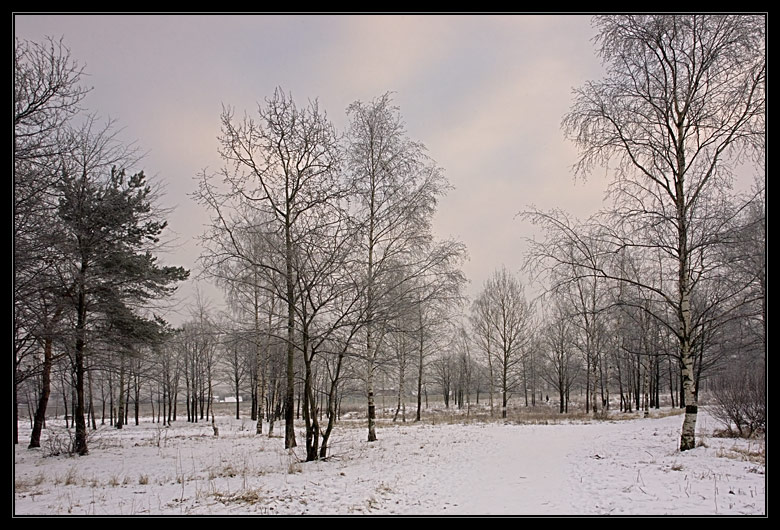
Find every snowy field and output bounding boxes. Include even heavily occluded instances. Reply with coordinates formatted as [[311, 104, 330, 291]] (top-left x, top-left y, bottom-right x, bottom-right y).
[[14, 407, 765, 516]]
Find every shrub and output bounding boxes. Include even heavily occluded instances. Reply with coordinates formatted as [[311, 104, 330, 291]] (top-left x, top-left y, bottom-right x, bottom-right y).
[[709, 362, 765, 438], [43, 429, 76, 457]]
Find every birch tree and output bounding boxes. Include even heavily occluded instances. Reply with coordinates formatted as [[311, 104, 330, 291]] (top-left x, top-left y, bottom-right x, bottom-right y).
[[199, 88, 342, 449], [471, 289, 496, 416], [412, 241, 467, 421], [540, 299, 581, 413], [199, 217, 281, 434], [471, 267, 532, 418], [293, 200, 365, 460], [221, 327, 250, 419], [345, 92, 456, 441], [546, 14, 764, 450]]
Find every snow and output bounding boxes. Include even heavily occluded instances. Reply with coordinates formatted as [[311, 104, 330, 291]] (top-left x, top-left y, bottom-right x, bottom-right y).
[[14, 407, 765, 516]]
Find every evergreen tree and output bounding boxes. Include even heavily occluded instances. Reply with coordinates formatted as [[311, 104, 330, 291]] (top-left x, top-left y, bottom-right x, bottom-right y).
[[56, 127, 188, 454]]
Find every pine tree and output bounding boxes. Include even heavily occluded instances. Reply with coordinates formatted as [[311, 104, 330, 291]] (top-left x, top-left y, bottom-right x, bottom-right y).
[[56, 136, 188, 454]]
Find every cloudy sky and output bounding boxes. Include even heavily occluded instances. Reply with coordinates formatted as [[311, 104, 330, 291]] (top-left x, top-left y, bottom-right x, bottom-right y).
[[15, 13, 613, 324]]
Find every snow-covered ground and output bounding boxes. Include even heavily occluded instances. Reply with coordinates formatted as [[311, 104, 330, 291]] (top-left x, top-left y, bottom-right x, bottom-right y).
[[13, 407, 765, 516]]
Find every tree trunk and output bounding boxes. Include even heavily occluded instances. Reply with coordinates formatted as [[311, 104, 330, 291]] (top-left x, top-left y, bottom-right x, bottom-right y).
[[600, 354, 608, 410], [615, 354, 625, 413], [101, 377, 106, 425], [679, 293, 697, 450], [589, 344, 598, 416], [29, 338, 53, 448], [284, 219, 296, 450], [501, 350, 508, 419], [125, 381, 130, 425], [268, 376, 281, 438], [365, 167, 379, 442], [302, 339, 320, 462], [584, 355, 590, 414], [680, 348, 697, 448], [73, 287, 89, 455], [367, 365, 377, 442], [654, 355, 660, 409], [642, 357, 649, 417], [185, 365, 191, 422], [116, 355, 125, 429], [668, 355, 676, 408], [14, 381, 19, 445], [365, 282, 378, 441], [394, 345, 406, 422], [415, 323, 424, 422], [255, 285, 270, 435], [87, 359, 97, 430], [150, 384, 156, 424], [319, 349, 346, 459], [207, 371, 214, 422], [235, 381, 241, 419], [634, 360, 641, 412], [134, 369, 140, 426], [523, 360, 528, 407], [558, 376, 565, 414], [676, 155, 697, 450], [487, 343, 494, 417]]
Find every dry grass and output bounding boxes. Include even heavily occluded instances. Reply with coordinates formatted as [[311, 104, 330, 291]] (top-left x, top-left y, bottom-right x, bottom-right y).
[[716, 444, 765, 465], [14, 473, 45, 493], [712, 427, 766, 440], [52, 466, 79, 486], [212, 487, 265, 505], [337, 403, 686, 432], [419, 405, 682, 426]]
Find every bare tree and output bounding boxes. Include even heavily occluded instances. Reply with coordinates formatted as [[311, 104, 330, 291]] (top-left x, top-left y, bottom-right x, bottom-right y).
[[470, 288, 496, 416], [293, 200, 366, 461], [471, 267, 532, 418], [566, 261, 610, 416], [389, 311, 414, 422], [345, 92, 458, 441], [712, 182, 765, 361], [14, 36, 90, 163], [412, 242, 467, 421], [451, 325, 476, 413], [527, 15, 764, 451], [430, 351, 455, 408], [704, 185, 765, 437], [148, 323, 180, 425], [199, 88, 342, 449], [201, 220, 281, 434], [539, 299, 581, 413], [220, 327, 251, 419], [175, 294, 220, 424]]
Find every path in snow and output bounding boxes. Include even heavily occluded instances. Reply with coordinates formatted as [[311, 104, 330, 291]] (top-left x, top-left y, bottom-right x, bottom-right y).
[[355, 412, 764, 516], [357, 422, 593, 515], [443, 423, 586, 514]]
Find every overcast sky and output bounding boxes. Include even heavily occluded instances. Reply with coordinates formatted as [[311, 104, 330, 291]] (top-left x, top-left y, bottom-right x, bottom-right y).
[[15, 13, 614, 325]]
